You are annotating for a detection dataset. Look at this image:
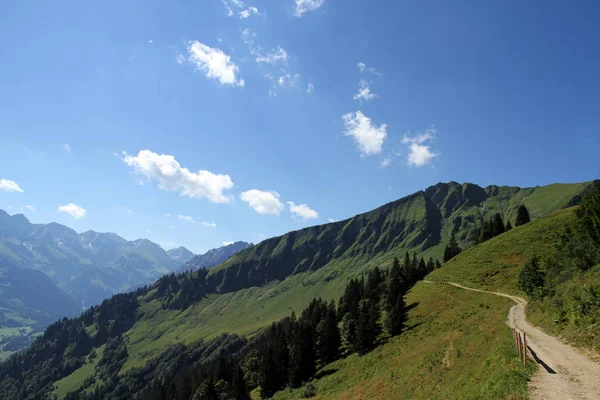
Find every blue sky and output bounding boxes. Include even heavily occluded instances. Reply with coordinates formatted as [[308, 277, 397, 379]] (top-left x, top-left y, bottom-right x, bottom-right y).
[[1, 0, 599, 254]]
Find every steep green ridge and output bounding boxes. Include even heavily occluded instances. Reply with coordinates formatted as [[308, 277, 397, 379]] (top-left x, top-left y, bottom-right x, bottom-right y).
[[0, 180, 595, 398]]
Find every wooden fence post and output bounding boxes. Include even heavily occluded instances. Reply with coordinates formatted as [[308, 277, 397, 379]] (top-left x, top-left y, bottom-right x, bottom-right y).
[[518, 333, 523, 362], [523, 333, 527, 367]]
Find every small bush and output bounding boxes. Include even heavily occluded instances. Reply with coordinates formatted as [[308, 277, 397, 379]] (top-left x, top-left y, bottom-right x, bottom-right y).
[[301, 382, 317, 398]]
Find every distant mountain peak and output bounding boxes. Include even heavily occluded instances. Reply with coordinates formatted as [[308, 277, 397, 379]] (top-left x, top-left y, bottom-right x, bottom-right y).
[[179, 241, 251, 272], [167, 246, 195, 263]]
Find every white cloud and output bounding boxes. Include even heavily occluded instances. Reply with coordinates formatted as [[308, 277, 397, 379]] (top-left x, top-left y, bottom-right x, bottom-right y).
[[353, 80, 377, 102], [277, 71, 300, 87], [0, 179, 23, 193], [187, 41, 245, 87], [328, 217, 337, 223], [381, 157, 392, 168], [178, 214, 196, 224], [294, 0, 325, 17], [123, 150, 234, 203], [148, 39, 153, 44], [164, 213, 172, 217], [201, 221, 217, 227], [238, 6, 262, 18], [222, 0, 244, 16], [241, 28, 256, 45], [120, 205, 133, 214], [307, 82, 314, 94], [25, 205, 35, 211], [146, 229, 152, 233], [256, 46, 289, 64], [176, 54, 184, 65], [342, 111, 387, 156], [402, 127, 439, 167], [240, 189, 284, 215], [58, 203, 86, 219], [64, 143, 71, 152], [288, 201, 319, 221], [357, 62, 379, 75], [223, 241, 235, 246]]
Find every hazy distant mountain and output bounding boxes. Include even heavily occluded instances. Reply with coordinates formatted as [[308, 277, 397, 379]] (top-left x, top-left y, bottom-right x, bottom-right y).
[[66, 239, 179, 307], [167, 246, 196, 264], [179, 241, 251, 272], [0, 210, 180, 325]]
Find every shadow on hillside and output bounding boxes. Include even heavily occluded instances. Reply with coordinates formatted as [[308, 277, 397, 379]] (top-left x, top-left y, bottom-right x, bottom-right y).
[[527, 346, 556, 374], [405, 302, 420, 312], [402, 322, 422, 334], [314, 368, 337, 380]]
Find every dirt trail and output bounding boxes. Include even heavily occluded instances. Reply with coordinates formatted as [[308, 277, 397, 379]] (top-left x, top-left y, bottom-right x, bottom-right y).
[[436, 281, 600, 399]]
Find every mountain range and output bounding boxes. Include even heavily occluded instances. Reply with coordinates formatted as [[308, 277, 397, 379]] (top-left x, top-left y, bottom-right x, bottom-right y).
[[0, 211, 251, 355], [178, 241, 251, 272], [0, 180, 598, 399]]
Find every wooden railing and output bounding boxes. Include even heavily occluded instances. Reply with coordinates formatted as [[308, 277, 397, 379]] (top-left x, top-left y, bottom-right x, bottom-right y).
[[512, 327, 527, 366]]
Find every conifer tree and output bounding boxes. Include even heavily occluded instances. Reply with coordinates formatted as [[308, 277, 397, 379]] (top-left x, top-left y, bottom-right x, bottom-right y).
[[314, 302, 340, 366], [355, 299, 380, 355], [518, 256, 545, 297], [426, 257, 435, 273], [385, 258, 405, 310], [443, 232, 462, 262], [418, 257, 427, 280], [505, 220, 513, 231], [492, 213, 505, 236], [516, 205, 531, 226], [364, 267, 383, 304], [435, 260, 442, 269], [384, 293, 406, 336], [403, 251, 412, 283], [576, 184, 600, 245]]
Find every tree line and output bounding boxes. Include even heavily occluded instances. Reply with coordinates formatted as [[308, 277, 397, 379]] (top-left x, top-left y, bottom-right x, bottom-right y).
[[45, 252, 440, 400], [444, 204, 532, 263]]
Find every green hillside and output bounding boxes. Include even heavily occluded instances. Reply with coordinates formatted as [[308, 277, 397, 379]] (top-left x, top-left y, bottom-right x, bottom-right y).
[[0, 180, 596, 399], [271, 281, 534, 400]]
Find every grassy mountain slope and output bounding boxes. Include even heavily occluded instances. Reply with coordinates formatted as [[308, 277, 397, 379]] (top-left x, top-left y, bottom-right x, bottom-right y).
[[271, 281, 534, 400], [0, 180, 596, 399], [428, 207, 576, 293], [67, 183, 595, 380], [429, 206, 600, 354]]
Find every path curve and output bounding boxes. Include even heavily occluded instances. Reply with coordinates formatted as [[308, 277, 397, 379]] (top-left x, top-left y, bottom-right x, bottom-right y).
[[438, 281, 600, 400]]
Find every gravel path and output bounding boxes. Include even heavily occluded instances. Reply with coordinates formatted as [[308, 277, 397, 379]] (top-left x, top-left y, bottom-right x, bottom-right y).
[[443, 282, 600, 400]]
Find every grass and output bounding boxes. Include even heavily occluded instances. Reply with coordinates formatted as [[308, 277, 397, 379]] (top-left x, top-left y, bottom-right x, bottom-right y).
[[429, 207, 600, 357], [527, 265, 600, 355], [122, 209, 579, 373], [428, 208, 576, 294], [0, 326, 32, 339], [52, 345, 105, 399], [52, 184, 594, 394], [269, 281, 535, 400]]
